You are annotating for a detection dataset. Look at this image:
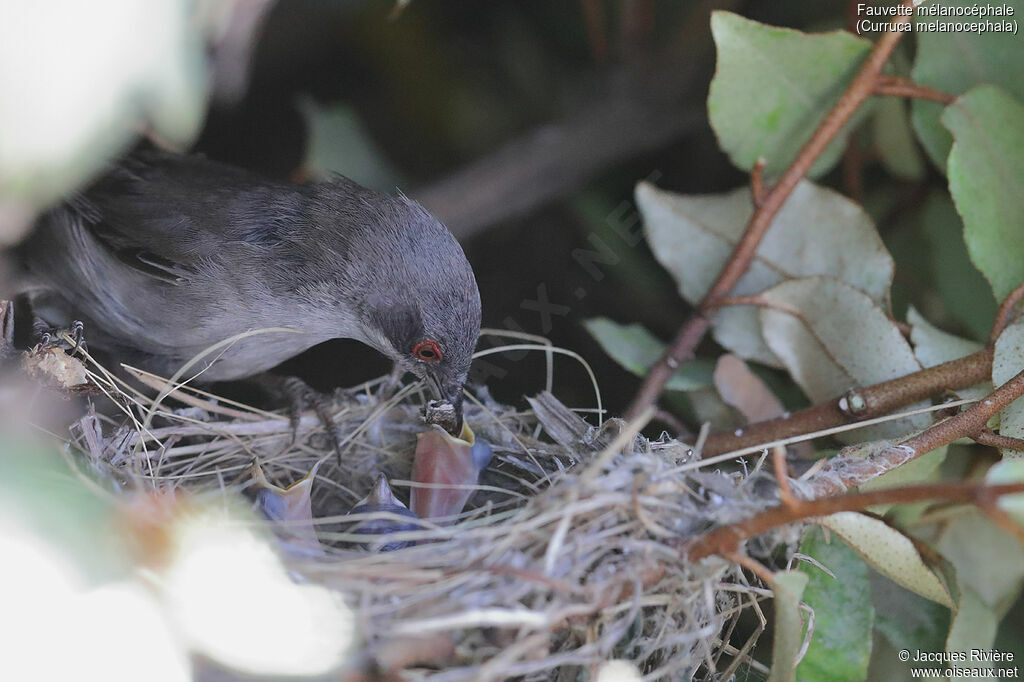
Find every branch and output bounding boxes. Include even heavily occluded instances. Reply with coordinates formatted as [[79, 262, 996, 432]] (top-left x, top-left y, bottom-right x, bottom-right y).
[[990, 280, 1024, 343], [749, 159, 767, 207], [625, 5, 917, 420], [700, 346, 993, 458], [973, 428, 1024, 453], [900, 366, 1024, 456], [685, 481, 1024, 560], [873, 76, 955, 104], [803, 367, 1024, 498]]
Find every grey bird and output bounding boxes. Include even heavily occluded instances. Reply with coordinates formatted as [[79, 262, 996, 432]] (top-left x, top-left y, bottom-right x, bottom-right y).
[[16, 151, 482, 432]]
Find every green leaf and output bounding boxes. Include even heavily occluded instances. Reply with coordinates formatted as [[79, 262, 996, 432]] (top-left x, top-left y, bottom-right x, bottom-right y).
[[637, 181, 893, 367], [768, 570, 810, 682], [583, 318, 714, 391], [298, 96, 403, 192], [910, 0, 1024, 170], [872, 97, 925, 181], [942, 86, 1024, 302], [946, 587, 999, 674], [907, 306, 990, 402], [987, 459, 1024, 524], [992, 322, 1024, 458], [938, 511, 1024, 609], [871, 571, 951, 654], [918, 193, 998, 341], [795, 528, 873, 682], [759, 277, 927, 440], [708, 12, 873, 179], [819, 512, 953, 608], [908, 306, 983, 368]]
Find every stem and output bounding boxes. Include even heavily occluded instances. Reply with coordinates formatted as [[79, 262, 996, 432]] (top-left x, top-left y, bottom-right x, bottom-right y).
[[750, 159, 767, 207], [701, 346, 993, 457], [901, 367, 1024, 456], [990, 280, 1024, 343], [625, 6, 916, 420], [974, 429, 1024, 452], [685, 481, 1024, 560], [873, 76, 955, 104]]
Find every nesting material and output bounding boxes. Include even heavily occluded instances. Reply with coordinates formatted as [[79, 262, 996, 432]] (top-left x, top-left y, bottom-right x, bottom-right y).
[[40, 342, 789, 681]]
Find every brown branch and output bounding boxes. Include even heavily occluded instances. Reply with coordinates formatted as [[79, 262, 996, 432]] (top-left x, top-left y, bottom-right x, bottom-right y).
[[772, 445, 797, 509], [841, 136, 865, 203], [701, 346, 993, 458], [973, 429, 1024, 452], [990, 280, 1024, 343], [624, 5, 917, 420], [579, 0, 609, 63], [873, 76, 955, 104], [900, 367, 1024, 456], [979, 503, 1024, 548], [685, 481, 1024, 560], [750, 159, 768, 207], [724, 550, 777, 585]]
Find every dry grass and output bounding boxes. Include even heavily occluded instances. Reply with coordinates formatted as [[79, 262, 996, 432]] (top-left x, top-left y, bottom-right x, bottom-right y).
[[35, 333, 790, 681]]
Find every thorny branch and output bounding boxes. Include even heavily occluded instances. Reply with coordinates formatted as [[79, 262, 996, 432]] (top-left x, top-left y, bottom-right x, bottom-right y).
[[625, 2, 920, 420]]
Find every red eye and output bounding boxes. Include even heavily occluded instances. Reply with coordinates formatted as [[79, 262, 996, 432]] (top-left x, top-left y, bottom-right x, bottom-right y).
[[412, 339, 443, 362]]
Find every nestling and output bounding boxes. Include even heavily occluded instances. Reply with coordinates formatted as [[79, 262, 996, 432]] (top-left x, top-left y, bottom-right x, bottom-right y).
[[16, 151, 482, 431]]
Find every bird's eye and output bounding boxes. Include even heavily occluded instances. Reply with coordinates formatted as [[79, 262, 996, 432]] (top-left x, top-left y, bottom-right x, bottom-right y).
[[412, 339, 443, 362]]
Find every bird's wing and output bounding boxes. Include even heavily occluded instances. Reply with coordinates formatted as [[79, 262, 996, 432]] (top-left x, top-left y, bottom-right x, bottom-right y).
[[73, 151, 309, 284]]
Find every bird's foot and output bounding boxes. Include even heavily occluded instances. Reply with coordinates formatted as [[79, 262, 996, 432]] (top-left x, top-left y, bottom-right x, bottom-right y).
[[32, 318, 87, 356], [255, 374, 343, 458], [374, 364, 407, 404]]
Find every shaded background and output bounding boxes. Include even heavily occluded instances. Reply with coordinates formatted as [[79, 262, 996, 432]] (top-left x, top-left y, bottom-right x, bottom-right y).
[[190, 0, 867, 415]]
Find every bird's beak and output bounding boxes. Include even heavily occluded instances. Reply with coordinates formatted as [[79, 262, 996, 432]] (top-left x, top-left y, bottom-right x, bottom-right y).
[[409, 422, 492, 522], [423, 373, 464, 436]]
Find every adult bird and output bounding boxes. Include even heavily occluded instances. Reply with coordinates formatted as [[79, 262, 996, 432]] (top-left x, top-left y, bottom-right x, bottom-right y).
[[16, 151, 482, 433]]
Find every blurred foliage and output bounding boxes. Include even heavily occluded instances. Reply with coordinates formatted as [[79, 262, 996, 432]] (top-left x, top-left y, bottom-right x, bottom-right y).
[[0, 0, 217, 243]]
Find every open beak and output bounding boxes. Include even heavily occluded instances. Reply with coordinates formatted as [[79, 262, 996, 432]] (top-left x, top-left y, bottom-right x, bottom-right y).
[[409, 421, 492, 522]]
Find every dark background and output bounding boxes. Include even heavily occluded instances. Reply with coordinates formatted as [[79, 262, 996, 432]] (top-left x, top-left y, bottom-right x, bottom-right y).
[[192, 0, 953, 419]]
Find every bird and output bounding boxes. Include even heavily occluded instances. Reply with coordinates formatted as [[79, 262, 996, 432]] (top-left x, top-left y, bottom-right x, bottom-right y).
[[15, 150, 482, 432]]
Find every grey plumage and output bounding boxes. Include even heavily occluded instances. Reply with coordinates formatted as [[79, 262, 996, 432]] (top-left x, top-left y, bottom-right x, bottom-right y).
[[18, 151, 481, 422]]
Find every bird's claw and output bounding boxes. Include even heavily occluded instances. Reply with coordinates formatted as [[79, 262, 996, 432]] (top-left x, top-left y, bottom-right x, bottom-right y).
[[257, 374, 344, 459], [31, 318, 87, 356]]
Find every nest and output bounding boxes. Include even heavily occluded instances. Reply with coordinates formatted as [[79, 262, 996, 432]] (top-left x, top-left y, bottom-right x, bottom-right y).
[[29, 339, 794, 681]]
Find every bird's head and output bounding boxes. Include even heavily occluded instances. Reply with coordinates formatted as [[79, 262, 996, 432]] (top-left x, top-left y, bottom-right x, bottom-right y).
[[320, 186, 481, 434]]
